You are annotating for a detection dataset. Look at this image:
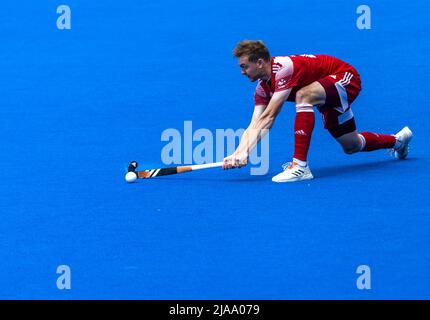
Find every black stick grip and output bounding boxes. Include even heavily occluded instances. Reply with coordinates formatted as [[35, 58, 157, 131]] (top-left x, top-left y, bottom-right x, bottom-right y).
[[156, 167, 178, 176]]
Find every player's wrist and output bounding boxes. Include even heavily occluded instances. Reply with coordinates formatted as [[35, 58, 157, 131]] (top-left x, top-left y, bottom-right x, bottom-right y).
[[234, 150, 248, 157]]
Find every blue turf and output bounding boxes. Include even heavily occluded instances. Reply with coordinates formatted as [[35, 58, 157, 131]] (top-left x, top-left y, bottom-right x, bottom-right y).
[[0, 0, 429, 299]]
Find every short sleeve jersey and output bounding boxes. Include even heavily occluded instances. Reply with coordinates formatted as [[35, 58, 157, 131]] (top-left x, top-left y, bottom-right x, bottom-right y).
[[254, 54, 356, 105]]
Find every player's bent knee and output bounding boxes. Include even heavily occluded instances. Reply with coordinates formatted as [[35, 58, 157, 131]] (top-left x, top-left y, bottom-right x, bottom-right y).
[[343, 147, 356, 155], [342, 144, 361, 154], [337, 131, 363, 155]]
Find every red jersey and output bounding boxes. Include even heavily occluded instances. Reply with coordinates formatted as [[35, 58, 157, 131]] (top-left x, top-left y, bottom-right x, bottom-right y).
[[254, 54, 359, 105]]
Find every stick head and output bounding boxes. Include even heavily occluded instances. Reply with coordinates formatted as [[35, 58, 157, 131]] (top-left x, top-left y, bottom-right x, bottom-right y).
[[128, 161, 138, 172]]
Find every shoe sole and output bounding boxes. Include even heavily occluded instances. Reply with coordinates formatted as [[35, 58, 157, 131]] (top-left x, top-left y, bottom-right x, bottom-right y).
[[272, 173, 314, 183]]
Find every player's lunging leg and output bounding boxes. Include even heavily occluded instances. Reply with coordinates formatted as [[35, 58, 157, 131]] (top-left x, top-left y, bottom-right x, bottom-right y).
[[336, 128, 413, 158], [271, 78, 413, 183], [272, 82, 326, 182]]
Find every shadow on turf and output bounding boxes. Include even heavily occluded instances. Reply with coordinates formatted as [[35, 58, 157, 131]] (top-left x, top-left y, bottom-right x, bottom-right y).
[[151, 173, 269, 182], [137, 158, 418, 182], [223, 158, 420, 182], [312, 157, 418, 179]]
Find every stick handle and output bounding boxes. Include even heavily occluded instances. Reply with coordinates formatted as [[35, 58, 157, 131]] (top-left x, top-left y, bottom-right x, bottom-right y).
[[190, 162, 223, 171], [136, 161, 223, 179]]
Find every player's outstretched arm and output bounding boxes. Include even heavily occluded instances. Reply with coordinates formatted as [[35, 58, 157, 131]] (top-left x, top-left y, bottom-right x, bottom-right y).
[[223, 89, 291, 169], [223, 104, 265, 169]]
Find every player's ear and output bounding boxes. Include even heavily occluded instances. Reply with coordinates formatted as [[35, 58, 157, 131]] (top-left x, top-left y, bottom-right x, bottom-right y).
[[256, 58, 264, 68]]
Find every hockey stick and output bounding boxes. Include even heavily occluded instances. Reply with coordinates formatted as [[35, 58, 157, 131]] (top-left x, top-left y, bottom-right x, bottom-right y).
[[126, 161, 223, 181]]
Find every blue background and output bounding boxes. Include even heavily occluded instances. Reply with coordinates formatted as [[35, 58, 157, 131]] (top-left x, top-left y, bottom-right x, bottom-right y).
[[0, 0, 429, 299]]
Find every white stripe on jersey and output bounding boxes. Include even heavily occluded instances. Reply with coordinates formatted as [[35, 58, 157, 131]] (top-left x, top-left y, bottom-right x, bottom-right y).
[[334, 72, 354, 113]]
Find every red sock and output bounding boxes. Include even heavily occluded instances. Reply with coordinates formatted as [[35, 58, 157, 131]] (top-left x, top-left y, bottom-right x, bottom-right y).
[[359, 132, 396, 151], [293, 111, 315, 161]]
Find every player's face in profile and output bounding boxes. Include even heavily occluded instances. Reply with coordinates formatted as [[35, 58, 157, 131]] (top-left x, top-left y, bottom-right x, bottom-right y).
[[239, 56, 260, 82]]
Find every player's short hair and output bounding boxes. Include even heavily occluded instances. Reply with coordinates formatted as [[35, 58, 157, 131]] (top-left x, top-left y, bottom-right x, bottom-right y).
[[233, 40, 271, 62]]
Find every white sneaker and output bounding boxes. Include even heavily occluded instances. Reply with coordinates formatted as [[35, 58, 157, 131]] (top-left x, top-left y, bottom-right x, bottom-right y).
[[393, 126, 413, 159], [272, 162, 314, 183]]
